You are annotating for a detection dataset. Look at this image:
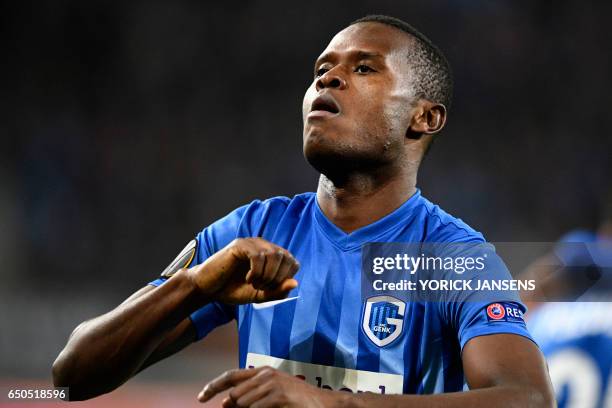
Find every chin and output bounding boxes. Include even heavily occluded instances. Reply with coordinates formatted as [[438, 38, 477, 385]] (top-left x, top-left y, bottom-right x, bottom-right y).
[[303, 128, 344, 162], [303, 135, 343, 177], [303, 138, 382, 185]]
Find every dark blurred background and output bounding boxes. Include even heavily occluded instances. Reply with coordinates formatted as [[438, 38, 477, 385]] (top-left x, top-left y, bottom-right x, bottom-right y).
[[1, 0, 611, 405]]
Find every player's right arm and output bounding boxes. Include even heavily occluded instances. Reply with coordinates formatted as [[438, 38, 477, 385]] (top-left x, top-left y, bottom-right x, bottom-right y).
[[51, 238, 299, 401]]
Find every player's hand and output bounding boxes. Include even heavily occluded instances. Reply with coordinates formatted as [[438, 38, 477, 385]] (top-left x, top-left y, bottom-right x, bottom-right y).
[[187, 238, 299, 305], [197, 366, 341, 408]]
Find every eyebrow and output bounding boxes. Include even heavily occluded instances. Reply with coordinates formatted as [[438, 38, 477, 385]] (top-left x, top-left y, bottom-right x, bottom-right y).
[[315, 50, 384, 66]]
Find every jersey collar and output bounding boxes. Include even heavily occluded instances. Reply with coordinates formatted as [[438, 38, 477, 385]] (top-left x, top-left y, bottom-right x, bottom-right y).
[[313, 189, 423, 251]]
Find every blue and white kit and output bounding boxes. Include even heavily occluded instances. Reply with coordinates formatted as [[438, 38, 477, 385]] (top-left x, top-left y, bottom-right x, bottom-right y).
[[151, 190, 533, 394]]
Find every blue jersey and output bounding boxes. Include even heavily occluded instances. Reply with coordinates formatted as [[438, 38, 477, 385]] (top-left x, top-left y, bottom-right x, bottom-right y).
[[528, 230, 612, 408], [528, 303, 612, 408], [151, 190, 533, 394]]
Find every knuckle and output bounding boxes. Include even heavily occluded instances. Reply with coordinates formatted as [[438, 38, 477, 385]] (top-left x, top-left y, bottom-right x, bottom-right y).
[[255, 238, 268, 247], [260, 366, 275, 376], [223, 369, 238, 381], [228, 388, 239, 401], [229, 238, 248, 252], [288, 264, 299, 276], [249, 254, 263, 267], [231, 238, 244, 246]]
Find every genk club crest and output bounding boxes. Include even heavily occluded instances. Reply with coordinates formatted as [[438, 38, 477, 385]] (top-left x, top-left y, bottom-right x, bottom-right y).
[[362, 296, 406, 347]]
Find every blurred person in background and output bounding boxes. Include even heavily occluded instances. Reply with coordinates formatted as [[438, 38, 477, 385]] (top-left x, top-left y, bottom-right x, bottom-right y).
[[52, 15, 554, 407], [523, 198, 612, 408]]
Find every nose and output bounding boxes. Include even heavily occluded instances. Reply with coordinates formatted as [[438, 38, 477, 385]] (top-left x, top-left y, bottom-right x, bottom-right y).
[[315, 68, 347, 91]]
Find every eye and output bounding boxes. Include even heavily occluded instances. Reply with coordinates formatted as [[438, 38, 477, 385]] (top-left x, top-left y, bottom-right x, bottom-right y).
[[315, 67, 329, 77], [355, 64, 374, 74]]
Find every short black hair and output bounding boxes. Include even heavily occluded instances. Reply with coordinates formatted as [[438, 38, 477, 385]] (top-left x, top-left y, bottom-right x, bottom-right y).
[[351, 15, 453, 109]]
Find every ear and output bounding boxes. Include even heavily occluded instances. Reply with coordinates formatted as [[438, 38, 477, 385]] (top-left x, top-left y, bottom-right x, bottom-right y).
[[406, 100, 447, 138]]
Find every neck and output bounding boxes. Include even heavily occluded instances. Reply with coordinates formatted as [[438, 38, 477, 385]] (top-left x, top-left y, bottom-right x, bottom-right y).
[[316, 163, 418, 233]]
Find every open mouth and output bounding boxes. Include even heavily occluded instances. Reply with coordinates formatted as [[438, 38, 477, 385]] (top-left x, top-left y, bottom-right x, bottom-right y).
[[310, 94, 340, 115]]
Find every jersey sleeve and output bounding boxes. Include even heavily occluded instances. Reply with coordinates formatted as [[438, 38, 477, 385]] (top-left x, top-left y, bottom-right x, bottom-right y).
[[148, 202, 258, 340], [436, 242, 536, 349], [451, 301, 534, 350]]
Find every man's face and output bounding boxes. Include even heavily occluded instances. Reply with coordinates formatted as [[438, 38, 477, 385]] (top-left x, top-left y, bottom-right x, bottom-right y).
[[302, 22, 418, 175]]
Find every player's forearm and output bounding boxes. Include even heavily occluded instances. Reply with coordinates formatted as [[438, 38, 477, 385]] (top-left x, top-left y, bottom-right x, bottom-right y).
[[339, 385, 554, 408], [52, 269, 205, 400]]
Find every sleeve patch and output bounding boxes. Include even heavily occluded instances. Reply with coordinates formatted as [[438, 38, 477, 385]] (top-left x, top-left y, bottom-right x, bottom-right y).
[[160, 239, 197, 278], [485, 302, 525, 323]]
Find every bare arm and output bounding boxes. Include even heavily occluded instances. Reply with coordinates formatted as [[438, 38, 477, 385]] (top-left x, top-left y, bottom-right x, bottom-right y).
[[111, 285, 197, 372], [52, 238, 300, 401], [52, 272, 203, 400], [343, 334, 555, 407]]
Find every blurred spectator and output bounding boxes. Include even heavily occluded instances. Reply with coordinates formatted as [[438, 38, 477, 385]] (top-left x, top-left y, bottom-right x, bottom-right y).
[[526, 205, 612, 408]]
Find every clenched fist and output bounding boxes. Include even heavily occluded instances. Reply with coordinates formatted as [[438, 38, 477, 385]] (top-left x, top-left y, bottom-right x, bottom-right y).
[[186, 238, 299, 305]]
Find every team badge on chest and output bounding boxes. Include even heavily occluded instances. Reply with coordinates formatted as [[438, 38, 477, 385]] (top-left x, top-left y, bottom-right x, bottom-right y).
[[362, 296, 406, 347]]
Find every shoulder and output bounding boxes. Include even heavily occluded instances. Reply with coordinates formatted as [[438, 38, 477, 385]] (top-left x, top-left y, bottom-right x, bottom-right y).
[[195, 193, 315, 257], [217, 192, 315, 237], [417, 194, 485, 243], [240, 192, 315, 221]]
